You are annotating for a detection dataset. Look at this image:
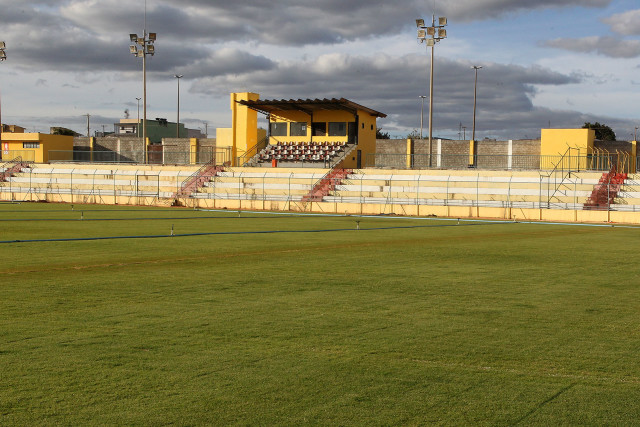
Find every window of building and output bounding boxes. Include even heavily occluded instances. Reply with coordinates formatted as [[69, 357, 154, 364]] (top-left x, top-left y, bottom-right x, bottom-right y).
[[290, 122, 307, 137], [270, 122, 287, 136], [23, 142, 40, 148], [328, 122, 347, 137], [312, 122, 326, 136]]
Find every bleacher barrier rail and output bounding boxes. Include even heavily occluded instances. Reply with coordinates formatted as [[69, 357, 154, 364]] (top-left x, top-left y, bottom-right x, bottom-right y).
[[46, 149, 231, 166], [0, 150, 36, 163], [365, 153, 624, 172], [4, 166, 640, 213]]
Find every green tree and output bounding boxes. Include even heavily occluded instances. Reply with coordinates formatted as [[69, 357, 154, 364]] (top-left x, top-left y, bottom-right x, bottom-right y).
[[376, 127, 390, 139], [406, 129, 421, 140], [582, 122, 616, 141], [50, 127, 81, 137]]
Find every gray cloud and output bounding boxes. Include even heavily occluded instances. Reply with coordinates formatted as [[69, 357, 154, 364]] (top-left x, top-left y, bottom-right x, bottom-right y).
[[602, 9, 640, 36], [440, 0, 611, 22], [0, 0, 617, 56], [189, 53, 592, 139], [544, 36, 640, 58]]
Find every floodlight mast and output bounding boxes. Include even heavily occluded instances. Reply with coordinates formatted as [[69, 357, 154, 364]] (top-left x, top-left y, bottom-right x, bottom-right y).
[[129, 27, 156, 160], [174, 74, 183, 138], [471, 65, 483, 145], [416, 15, 447, 167], [0, 42, 6, 147]]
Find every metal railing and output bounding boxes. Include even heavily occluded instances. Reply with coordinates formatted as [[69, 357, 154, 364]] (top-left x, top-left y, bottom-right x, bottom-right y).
[[366, 153, 622, 172], [47, 149, 228, 166], [4, 167, 640, 213], [0, 150, 36, 163], [235, 136, 269, 167]]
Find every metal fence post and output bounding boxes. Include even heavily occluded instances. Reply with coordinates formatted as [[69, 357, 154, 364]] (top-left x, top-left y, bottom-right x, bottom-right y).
[[446, 175, 450, 206], [416, 174, 421, 207], [289, 172, 293, 211], [263, 172, 267, 209]]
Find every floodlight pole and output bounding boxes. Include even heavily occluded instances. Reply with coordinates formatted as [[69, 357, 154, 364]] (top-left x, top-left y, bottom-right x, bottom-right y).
[[419, 95, 427, 140], [0, 42, 5, 150], [136, 97, 141, 137], [471, 66, 482, 143], [416, 15, 447, 168], [174, 74, 183, 138], [130, 27, 156, 163], [85, 113, 90, 137], [428, 36, 434, 166]]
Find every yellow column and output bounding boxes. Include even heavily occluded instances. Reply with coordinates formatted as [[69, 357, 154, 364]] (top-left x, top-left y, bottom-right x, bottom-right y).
[[230, 92, 260, 167], [190, 138, 198, 164], [468, 139, 475, 166], [632, 141, 637, 173], [406, 138, 413, 169]]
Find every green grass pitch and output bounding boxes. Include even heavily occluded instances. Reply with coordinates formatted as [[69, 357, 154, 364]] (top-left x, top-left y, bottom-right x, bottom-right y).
[[1, 202, 640, 425]]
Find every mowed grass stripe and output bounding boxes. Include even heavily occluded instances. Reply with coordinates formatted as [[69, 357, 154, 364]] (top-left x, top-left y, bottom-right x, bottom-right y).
[[1, 203, 640, 424]]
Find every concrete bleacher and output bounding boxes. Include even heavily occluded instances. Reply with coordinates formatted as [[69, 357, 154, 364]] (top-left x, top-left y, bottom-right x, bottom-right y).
[[0, 164, 199, 203], [193, 168, 327, 201], [325, 169, 604, 210], [3, 164, 640, 217]]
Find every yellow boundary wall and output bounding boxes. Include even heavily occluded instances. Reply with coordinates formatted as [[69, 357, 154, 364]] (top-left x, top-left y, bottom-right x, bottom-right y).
[[3, 189, 640, 225]]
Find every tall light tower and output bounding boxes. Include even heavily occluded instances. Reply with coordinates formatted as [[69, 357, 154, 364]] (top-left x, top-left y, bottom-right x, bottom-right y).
[[0, 42, 6, 149], [471, 65, 483, 143], [129, 29, 156, 149], [174, 74, 183, 138], [84, 113, 91, 137], [136, 97, 141, 137], [417, 15, 447, 167], [419, 95, 427, 140]]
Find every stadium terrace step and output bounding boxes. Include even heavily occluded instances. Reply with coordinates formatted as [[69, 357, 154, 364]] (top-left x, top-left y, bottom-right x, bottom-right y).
[[175, 164, 224, 198], [302, 168, 352, 202], [583, 167, 628, 210], [1, 158, 32, 182]]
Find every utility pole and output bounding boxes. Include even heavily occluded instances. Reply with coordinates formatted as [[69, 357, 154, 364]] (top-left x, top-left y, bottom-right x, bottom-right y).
[[85, 113, 90, 137]]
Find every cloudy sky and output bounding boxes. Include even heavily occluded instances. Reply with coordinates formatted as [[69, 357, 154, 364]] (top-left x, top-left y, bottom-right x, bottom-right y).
[[1, 0, 640, 140]]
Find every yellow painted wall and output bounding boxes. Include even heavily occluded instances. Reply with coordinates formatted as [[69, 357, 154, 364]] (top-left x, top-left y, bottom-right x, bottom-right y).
[[541, 128, 594, 156], [1, 133, 73, 163], [230, 92, 259, 166], [216, 128, 233, 149]]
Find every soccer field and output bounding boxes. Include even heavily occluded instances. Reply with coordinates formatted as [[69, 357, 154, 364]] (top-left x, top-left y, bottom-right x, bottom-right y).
[[1, 202, 640, 425]]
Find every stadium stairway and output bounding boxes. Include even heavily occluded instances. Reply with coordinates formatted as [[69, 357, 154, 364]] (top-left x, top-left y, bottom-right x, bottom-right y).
[[174, 163, 224, 198], [1, 157, 32, 181], [583, 167, 628, 210], [302, 168, 353, 202]]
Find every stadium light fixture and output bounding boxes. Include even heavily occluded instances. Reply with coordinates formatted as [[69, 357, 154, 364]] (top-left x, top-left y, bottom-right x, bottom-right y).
[[416, 14, 447, 167]]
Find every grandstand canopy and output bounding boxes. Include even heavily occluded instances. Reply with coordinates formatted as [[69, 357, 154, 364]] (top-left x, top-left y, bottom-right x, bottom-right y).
[[237, 98, 387, 118]]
